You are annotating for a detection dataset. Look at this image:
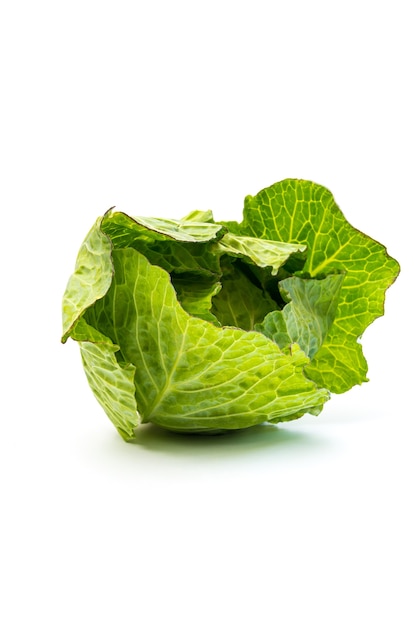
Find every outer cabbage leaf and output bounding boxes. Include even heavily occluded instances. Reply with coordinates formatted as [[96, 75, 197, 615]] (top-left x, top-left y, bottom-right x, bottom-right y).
[[237, 179, 400, 392], [62, 218, 113, 342], [106, 209, 225, 242], [130, 215, 224, 242], [101, 210, 222, 277], [61, 223, 140, 440], [84, 247, 329, 432], [72, 318, 140, 440], [214, 232, 306, 276], [79, 340, 139, 440]]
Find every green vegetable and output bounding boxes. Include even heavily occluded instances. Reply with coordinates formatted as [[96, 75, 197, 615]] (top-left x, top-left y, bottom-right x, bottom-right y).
[[62, 179, 399, 440]]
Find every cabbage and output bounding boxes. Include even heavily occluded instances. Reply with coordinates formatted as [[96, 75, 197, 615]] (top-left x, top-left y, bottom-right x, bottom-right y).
[[62, 179, 399, 440]]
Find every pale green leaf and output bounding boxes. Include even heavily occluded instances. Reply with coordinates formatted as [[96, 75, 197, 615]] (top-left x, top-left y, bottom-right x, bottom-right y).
[[104, 209, 224, 243], [72, 318, 140, 440], [255, 273, 345, 358], [180, 209, 215, 223], [62, 218, 113, 342], [214, 232, 306, 275]]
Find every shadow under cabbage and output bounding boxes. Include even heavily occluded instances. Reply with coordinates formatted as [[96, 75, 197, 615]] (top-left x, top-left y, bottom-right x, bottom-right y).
[[128, 421, 329, 457]]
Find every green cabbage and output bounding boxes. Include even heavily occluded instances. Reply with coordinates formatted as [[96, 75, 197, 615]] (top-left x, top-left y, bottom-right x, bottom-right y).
[[62, 179, 399, 440]]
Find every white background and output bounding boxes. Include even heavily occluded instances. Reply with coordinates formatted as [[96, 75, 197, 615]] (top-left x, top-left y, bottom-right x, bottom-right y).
[[1, 1, 415, 624]]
